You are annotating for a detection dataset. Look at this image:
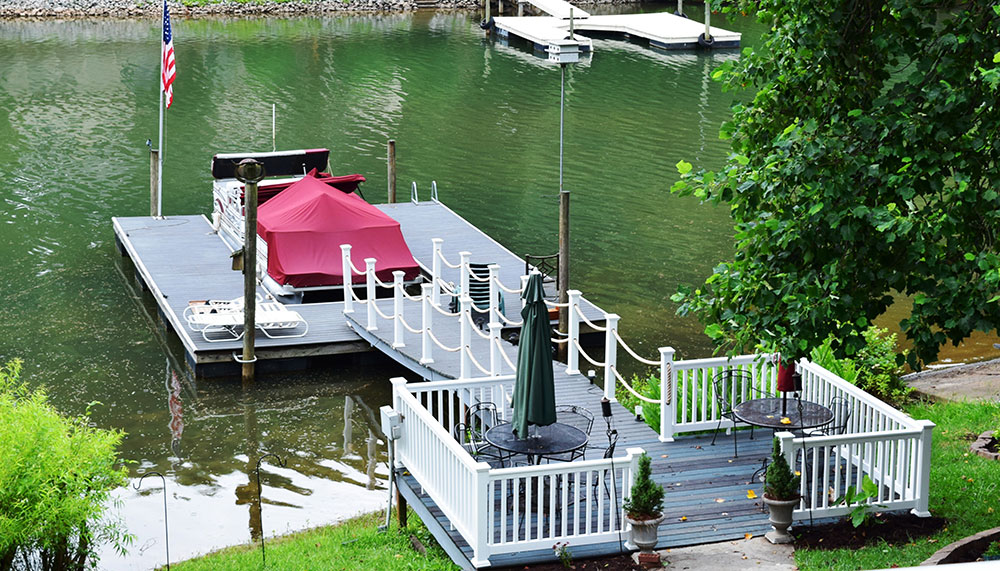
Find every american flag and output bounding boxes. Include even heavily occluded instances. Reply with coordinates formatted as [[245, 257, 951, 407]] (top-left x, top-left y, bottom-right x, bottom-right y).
[[161, 0, 176, 108]]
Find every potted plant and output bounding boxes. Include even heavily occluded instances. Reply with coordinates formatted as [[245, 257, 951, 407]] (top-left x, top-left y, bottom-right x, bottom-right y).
[[762, 438, 801, 544], [623, 452, 665, 555]]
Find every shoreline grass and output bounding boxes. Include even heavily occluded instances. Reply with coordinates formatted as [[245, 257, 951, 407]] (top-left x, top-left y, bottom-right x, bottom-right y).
[[794, 399, 1000, 570], [169, 509, 460, 570]]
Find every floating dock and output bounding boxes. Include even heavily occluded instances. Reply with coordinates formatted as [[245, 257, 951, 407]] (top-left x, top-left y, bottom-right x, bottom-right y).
[[113, 200, 606, 377], [492, 0, 740, 52]]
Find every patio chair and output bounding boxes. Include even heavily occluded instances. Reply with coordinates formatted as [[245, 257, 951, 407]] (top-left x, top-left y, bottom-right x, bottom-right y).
[[465, 402, 506, 464], [813, 396, 852, 436], [543, 405, 595, 462], [467, 263, 504, 329], [710, 369, 758, 457], [184, 296, 308, 342], [255, 302, 309, 339]]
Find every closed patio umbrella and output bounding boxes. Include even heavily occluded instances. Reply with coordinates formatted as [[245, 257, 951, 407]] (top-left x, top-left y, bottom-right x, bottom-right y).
[[511, 272, 557, 439]]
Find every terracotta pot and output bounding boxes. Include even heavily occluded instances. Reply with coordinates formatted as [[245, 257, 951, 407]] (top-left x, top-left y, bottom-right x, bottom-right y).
[[625, 514, 665, 553], [762, 495, 799, 544]]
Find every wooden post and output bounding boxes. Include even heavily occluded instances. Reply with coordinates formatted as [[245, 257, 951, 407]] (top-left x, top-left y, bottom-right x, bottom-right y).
[[243, 177, 258, 385], [485, 0, 490, 26], [149, 148, 159, 217], [704, 0, 712, 41], [235, 159, 265, 385], [396, 487, 408, 528], [387, 140, 396, 204]]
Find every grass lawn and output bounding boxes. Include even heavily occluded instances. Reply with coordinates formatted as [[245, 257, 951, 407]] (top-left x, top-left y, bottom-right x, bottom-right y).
[[794, 399, 1000, 570], [170, 509, 460, 570]]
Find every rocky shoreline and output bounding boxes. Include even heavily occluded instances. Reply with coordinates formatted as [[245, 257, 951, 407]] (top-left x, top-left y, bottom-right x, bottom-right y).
[[0, 0, 628, 18], [0, 0, 461, 18]]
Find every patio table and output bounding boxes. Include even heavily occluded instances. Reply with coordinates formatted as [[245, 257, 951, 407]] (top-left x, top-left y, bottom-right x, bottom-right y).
[[733, 397, 834, 431], [485, 422, 588, 465]]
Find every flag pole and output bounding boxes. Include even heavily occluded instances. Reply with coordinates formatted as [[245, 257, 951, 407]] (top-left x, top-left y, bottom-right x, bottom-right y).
[[156, 0, 165, 219]]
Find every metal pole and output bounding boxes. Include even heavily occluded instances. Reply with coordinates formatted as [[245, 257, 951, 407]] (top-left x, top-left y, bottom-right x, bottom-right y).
[[387, 139, 396, 203], [557, 63, 570, 352], [156, 4, 165, 219], [271, 104, 276, 152], [149, 148, 159, 217]]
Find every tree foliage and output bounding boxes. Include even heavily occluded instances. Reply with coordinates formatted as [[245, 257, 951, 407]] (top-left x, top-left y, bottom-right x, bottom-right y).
[[671, 0, 1000, 368], [0, 359, 131, 571]]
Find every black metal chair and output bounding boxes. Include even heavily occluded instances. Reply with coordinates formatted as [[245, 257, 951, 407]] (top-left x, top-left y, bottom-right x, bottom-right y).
[[543, 405, 595, 462], [524, 253, 559, 291], [464, 402, 505, 464], [710, 369, 757, 457], [805, 396, 852, 437]]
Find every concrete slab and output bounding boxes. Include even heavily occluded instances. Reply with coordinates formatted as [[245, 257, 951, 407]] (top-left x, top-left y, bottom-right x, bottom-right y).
[[651, 537, 796, 570]]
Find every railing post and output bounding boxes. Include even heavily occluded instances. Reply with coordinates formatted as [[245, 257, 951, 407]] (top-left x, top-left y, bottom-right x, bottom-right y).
[[911, 419, 935, 517], [392, 270, 405, 348], [622, 446, 645, 549], [459, 251, 471, 298], [604, 313, 620, 402], [489, 323, 501, 376], [659, 346, 676, 442], [488, 264, 501, 326], [566, 290, 581, 375], [420, 283, 434, 364], [390, 377, 408, 466], [460, 295, 472, 379], [431, 238, 443, 307], [365, 258, 377, 331], [470, 462, 492, 568], [520, 275, 529, 309], [341, 244, 353, 314]]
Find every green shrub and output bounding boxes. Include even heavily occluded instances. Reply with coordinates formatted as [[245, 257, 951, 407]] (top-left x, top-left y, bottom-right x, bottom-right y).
[[617, 373, 661, 432], [763, 438, 800, 501], [622, 453, 664, 519], [0, 359, 131, 571], [809, 326, 911, 407]]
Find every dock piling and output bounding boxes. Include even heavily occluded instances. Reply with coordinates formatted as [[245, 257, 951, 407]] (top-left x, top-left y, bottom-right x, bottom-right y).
[[234, 158, 265, 384], [149, 147, 159, 218], [387, 140, 396, 204]]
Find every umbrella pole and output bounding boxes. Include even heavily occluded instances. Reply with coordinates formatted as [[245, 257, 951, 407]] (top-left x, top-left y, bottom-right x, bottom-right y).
[[782, 392, 787, 416]]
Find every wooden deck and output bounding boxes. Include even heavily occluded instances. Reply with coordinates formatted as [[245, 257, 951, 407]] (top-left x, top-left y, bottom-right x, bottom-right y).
[[112, 200, 604, 377]]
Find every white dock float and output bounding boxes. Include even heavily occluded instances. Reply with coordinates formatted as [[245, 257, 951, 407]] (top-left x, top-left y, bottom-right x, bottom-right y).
[[493, 11, 740, 51], [520, 0, 589, 20]]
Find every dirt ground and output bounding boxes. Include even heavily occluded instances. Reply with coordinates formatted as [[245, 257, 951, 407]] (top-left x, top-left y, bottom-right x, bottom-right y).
[[903, 357, 1000, 402]]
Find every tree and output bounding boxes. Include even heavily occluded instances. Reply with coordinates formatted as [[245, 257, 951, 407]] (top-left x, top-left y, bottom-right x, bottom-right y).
[[671, 0, 1000, 368], [0, 359, 131, 571]]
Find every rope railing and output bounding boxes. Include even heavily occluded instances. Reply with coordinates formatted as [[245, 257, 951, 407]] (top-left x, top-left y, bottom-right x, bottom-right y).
[[431, 302, 461, 317], [370, 273, 394, 289], [545, 300, 570, 308], [550, 336, 569, 345], [348, 285, 364, 303], [427, 329, 461, 352], [467, 267, 490, 282], [371, 300, 393, 320], [614, 367, 659, 404], [497, 312, 523, 326], [574, 305, 608, 331], [437, 250, 462, 269], [346, 258, 366, 276], [494, 277, 523, 294], [494, 338, 517, 371], [400, 286, 422, 302], [398, 314, 422, 335], [574, 339, 606, 367], [464, 346, 491, 376], [614, 330, 659, 366], [470, 304, 490, 314], [470, 322, 491, 340]]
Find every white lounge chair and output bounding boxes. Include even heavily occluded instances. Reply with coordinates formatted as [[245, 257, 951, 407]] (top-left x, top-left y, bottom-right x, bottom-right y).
[[183, 296, 307, 342]]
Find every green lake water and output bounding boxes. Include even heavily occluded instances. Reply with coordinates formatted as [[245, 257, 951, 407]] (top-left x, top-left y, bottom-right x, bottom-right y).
[[0, 8, 990, 568]]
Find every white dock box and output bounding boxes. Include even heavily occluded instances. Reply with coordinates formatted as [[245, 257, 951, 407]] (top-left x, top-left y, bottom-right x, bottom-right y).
[[547, 39, 581, 64]]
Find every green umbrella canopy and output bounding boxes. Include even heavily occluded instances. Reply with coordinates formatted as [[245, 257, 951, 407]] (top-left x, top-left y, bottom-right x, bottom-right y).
[[511, 272, 557, 439]]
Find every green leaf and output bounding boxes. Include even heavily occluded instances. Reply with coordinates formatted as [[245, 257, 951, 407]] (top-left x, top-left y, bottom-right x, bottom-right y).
[[704, 323, 724, 340], [808, 202, 824, 216], [676, 160, 693, 175]]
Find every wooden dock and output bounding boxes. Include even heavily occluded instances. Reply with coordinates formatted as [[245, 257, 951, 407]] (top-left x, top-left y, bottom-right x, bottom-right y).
[[493, 11, 741, 52], [113, 200, 605, 377], [397, 370, 777, 568]]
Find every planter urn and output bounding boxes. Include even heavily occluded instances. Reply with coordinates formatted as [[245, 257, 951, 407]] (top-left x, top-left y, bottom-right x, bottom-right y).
[[625, 514, 665, 553], [762, 495, 799, 544]]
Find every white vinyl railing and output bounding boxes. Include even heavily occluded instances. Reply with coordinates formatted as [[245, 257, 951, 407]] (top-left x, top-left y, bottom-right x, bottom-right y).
[[391, 377, 641, 567], [350, 240, 933, 523]]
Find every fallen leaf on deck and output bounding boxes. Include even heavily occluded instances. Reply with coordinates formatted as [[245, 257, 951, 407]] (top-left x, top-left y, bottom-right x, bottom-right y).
[[744, 533, 753, 540], [746, 490, 757, 499], [715, 498, 725, 503], [679, 516, 688, 521]]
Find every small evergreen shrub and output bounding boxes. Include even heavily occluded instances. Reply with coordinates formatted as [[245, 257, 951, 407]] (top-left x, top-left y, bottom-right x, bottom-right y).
[[623, 453, 664, 519], [764, 438, 800, 501]]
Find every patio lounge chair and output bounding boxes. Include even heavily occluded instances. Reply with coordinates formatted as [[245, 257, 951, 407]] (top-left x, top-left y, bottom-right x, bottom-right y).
[[184, 297, 308, 342]]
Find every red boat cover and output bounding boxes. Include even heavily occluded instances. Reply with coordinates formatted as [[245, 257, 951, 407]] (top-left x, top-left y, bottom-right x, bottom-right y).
[[257, 173, 420, 287]]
